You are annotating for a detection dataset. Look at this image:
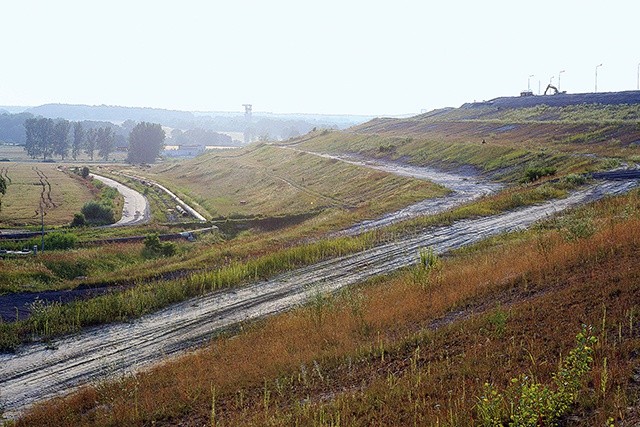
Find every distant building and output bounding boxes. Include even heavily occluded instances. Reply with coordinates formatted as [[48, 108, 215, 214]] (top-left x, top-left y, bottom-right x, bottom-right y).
[[163, 145, 205, 158]]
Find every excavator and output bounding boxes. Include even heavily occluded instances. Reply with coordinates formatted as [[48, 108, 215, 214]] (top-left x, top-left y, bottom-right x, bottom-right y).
[[543, 84, 567, 95]]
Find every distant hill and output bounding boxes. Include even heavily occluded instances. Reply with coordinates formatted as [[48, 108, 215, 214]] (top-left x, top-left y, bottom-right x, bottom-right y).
[[20, 103, 374, 141], [26, 104, 194, 124]]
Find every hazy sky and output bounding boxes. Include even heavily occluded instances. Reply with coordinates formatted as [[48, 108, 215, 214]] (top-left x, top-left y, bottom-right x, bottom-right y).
[[1, 0, 638, 116]]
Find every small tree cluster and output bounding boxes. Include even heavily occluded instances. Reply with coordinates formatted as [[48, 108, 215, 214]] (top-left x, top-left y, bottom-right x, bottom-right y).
[[23, 119, 115, 161]]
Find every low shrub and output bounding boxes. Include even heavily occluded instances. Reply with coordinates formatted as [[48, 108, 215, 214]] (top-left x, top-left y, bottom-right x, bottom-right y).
[[81, 201, 114, 225], [70, 213, 86, 227], [476, 326, 597, 426], [142, 233, 176, 258], [522, 166, 557, 183], [42, 232, 77, 250]]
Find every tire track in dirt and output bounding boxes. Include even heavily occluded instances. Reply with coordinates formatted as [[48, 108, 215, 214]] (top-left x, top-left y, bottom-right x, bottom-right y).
[[0, 167, 11, 184], [0, 179, 636, 418]]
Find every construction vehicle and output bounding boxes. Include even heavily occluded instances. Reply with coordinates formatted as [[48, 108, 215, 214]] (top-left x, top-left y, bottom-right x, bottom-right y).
[[543, 84, 566, 95]]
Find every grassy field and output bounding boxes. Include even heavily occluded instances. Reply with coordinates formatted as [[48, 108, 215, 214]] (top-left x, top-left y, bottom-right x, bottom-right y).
[[0, 163, 95, 227], [15, 187, 640, 426], [0, 175, 584, 349]]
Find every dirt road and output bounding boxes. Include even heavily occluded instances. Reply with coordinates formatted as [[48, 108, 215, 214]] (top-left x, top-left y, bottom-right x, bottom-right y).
[[90, 174, 150, 227], [278, 147, 502, 234], [1, 179, 636, 418], [303, 152, 502, 235]]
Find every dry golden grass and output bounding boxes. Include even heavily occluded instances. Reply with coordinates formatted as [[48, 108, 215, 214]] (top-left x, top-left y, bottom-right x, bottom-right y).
[[0, 163, 94, 227], [16, 190, 640, 426]]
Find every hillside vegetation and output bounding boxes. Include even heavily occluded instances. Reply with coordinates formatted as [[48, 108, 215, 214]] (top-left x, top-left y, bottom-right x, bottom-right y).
[[5, 101, 640, 426]]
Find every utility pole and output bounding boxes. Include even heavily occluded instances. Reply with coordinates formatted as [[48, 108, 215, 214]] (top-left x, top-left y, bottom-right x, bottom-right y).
[[595, 63, 603, 93]]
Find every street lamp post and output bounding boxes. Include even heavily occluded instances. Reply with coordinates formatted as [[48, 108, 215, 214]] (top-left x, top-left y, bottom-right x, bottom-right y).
[[558, 70, 565, 91], [595, 63, 603, 93], [528, 74, 534, 91]]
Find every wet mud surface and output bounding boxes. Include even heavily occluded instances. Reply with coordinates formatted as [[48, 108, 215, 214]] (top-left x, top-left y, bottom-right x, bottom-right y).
[[1, 179, 636, 418]]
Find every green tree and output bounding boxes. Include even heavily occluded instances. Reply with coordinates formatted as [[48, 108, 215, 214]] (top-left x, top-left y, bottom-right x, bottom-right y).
[[72, 122, 85, 160], [97, 127, 115, 161], [127, 122, 165, 164], [85, 128, 98, 161], [24, 117, 54, 160], [52, 119, 71, 159]]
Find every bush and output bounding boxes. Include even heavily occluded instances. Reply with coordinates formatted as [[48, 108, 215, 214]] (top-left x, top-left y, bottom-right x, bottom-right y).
[[561, 173, 587, 187], [522, 166, 557, 183], [142, 233, 176, 258], [42, 232, 77, 250], [476, 326, 597, 426], [81, 166, 90, 179], [70, 213, 86, 227], [81, 201, 115, 225]]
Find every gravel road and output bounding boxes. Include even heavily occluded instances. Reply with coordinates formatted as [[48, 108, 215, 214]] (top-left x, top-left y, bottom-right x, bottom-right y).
[[1, 179, 636, 418]]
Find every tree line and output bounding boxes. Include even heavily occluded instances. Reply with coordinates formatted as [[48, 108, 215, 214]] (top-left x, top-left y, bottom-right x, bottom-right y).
[[24, 118, 115, 161], [23, 119, 165, 163]]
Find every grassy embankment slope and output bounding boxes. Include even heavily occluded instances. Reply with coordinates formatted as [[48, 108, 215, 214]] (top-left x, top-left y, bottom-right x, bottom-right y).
[[130, 142, 447, 225], [0, 142, 445, 294], [11, 102, 640, 426], [0, 143, 446, 347]]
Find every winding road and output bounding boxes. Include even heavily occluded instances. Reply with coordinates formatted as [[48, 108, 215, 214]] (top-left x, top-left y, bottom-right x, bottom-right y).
[[89, 174, 150, 227], [1, 164, 637, 418]]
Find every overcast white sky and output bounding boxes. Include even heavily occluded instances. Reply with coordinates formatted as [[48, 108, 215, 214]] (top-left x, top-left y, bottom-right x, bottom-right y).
[[0, 0, 638, 116]]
